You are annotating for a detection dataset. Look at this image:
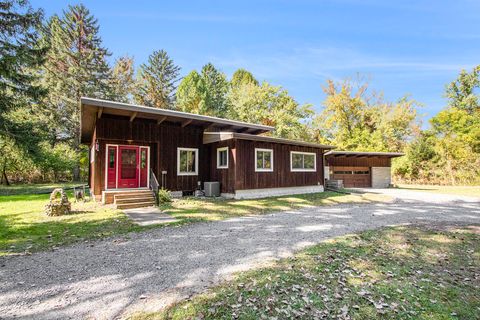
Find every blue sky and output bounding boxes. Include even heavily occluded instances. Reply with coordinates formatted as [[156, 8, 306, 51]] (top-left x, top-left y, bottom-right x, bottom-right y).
[[33, 0, 480, 126]]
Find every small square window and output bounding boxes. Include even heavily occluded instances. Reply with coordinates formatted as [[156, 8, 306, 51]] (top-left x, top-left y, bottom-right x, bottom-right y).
[[255, 148, 273, 172], [217, 147, 228, 169]]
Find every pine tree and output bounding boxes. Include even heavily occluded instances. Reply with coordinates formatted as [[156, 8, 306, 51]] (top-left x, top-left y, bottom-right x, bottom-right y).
[[135, 49, 180, 109], [110, 55, 135, 103], [0, 0, 46, 184], [40, 4, 112, 180], [0, 0, 45, 142], [200, 63, 229, 117]]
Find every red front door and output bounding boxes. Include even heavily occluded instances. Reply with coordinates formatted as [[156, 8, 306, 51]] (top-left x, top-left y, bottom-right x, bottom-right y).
[[118, 146, 139, 188], [107, 146, 117, 189]]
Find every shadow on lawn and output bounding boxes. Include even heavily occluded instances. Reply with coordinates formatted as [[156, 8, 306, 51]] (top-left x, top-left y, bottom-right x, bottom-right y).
[[160, 192, 355, 221], [0, 215, 141, 255], [395, 186, 439, 191]]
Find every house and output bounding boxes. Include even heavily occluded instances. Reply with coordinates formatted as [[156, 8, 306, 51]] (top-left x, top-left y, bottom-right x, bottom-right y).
[[80, 98, 335, 207], [324, 151, 404, 188]]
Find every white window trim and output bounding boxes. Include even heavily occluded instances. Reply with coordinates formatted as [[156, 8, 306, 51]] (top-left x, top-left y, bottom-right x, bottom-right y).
[[290, 151, 317, 172], [255, 148, 274, 172], [216, 147, 229, 169], [177, 147, 199, 176]]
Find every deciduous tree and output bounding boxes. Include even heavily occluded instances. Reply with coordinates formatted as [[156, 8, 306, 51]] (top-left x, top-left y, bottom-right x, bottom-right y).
[[176, 70, 205, 114], [231, 68, 258, 88], [313, 78, 419, 151], [445, 65, 480, 115], [228, 81, 313, 139]]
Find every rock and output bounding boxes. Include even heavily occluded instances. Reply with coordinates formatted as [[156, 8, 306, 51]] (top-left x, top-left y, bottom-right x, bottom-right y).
[[45, 188, 71, 216]]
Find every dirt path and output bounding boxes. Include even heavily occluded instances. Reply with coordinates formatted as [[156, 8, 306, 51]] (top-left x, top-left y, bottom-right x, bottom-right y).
[[1, 198, 479, 319]]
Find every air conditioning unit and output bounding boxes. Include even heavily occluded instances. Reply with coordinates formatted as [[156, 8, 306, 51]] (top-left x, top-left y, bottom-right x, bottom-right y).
[[204, 181, 220, 197]]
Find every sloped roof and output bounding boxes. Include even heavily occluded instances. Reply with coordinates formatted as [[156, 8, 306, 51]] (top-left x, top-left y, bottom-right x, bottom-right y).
[[203, 132, 335, 149], [325, 150, 404, 157], [80, 97, 274, 143]]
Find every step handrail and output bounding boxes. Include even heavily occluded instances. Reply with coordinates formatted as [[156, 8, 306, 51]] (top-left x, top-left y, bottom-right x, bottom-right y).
[[149, 169, 160, 206]]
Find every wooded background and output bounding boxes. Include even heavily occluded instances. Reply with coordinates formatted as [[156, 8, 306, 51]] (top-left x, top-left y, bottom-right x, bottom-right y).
[[1, 1, 479, 186]]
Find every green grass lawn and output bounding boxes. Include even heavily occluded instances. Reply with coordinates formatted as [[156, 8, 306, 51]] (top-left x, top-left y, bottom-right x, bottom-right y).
[[0, 182, 85, 195], [0, 185, 390, 256], [131, 224, 480, 320], [396, 184, 480, 198], [161, 191, 390, 223], [0, 192, 144, 256]]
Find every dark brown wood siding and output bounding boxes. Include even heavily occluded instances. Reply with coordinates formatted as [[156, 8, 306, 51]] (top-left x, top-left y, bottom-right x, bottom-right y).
[[92, 114, 208, 195], [90, 114, 330, 196], [206, 140, 236, 194], [234, 139, 325, 190], [325, 156, 391, 167]]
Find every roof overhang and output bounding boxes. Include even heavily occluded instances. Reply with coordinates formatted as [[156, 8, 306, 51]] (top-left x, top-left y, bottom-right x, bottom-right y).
[[324, 151, 404, 158], [203, 132, 335, 149], [80, 97, 274, 143]]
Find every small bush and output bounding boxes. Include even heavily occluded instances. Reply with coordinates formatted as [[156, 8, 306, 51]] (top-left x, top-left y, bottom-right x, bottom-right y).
[[157, 189, 172, 204]]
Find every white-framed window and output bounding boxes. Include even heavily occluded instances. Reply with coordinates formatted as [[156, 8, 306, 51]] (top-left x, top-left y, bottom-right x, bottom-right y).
[[255, 148, 273, 172], [177, 148, 198, 176], [217, 147, 229, 169], [290, 151, 316, 172]]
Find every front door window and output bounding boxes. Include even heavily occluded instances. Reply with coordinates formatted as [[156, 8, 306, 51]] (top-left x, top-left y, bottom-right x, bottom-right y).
[[121, 149, 137, 179]]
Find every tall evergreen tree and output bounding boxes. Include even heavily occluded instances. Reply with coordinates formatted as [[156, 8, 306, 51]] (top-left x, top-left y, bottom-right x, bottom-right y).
[[40, 4, 112, 180], [135, 49, 180, 109], [0, 0, 46, 184], [110, 55, 135, 103], [200, 63, 229, 117], [0, 0, 45, 142]]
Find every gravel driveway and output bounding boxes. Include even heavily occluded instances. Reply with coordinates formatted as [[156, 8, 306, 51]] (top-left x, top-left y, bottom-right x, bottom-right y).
[[1, 191, 479, 319]]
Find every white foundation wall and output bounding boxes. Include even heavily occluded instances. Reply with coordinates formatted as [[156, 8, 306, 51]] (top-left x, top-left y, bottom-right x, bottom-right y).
[[371, 167, 392, 188], [232, 185, 324, 199]]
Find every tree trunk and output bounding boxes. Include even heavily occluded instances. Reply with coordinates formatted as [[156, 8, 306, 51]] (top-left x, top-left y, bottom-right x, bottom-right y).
[[73, 164, 80, 182], [2, 165, 10, 186], [446, 158, 455, 186]]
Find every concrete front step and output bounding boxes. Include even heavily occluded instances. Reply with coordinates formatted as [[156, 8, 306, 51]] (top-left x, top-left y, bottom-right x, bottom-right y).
[[116, 201, 156, 210]]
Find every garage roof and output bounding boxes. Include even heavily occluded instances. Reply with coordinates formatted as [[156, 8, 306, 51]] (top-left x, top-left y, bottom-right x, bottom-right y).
[[80, 97, 274, 143], [325, 151, 404, 157]]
